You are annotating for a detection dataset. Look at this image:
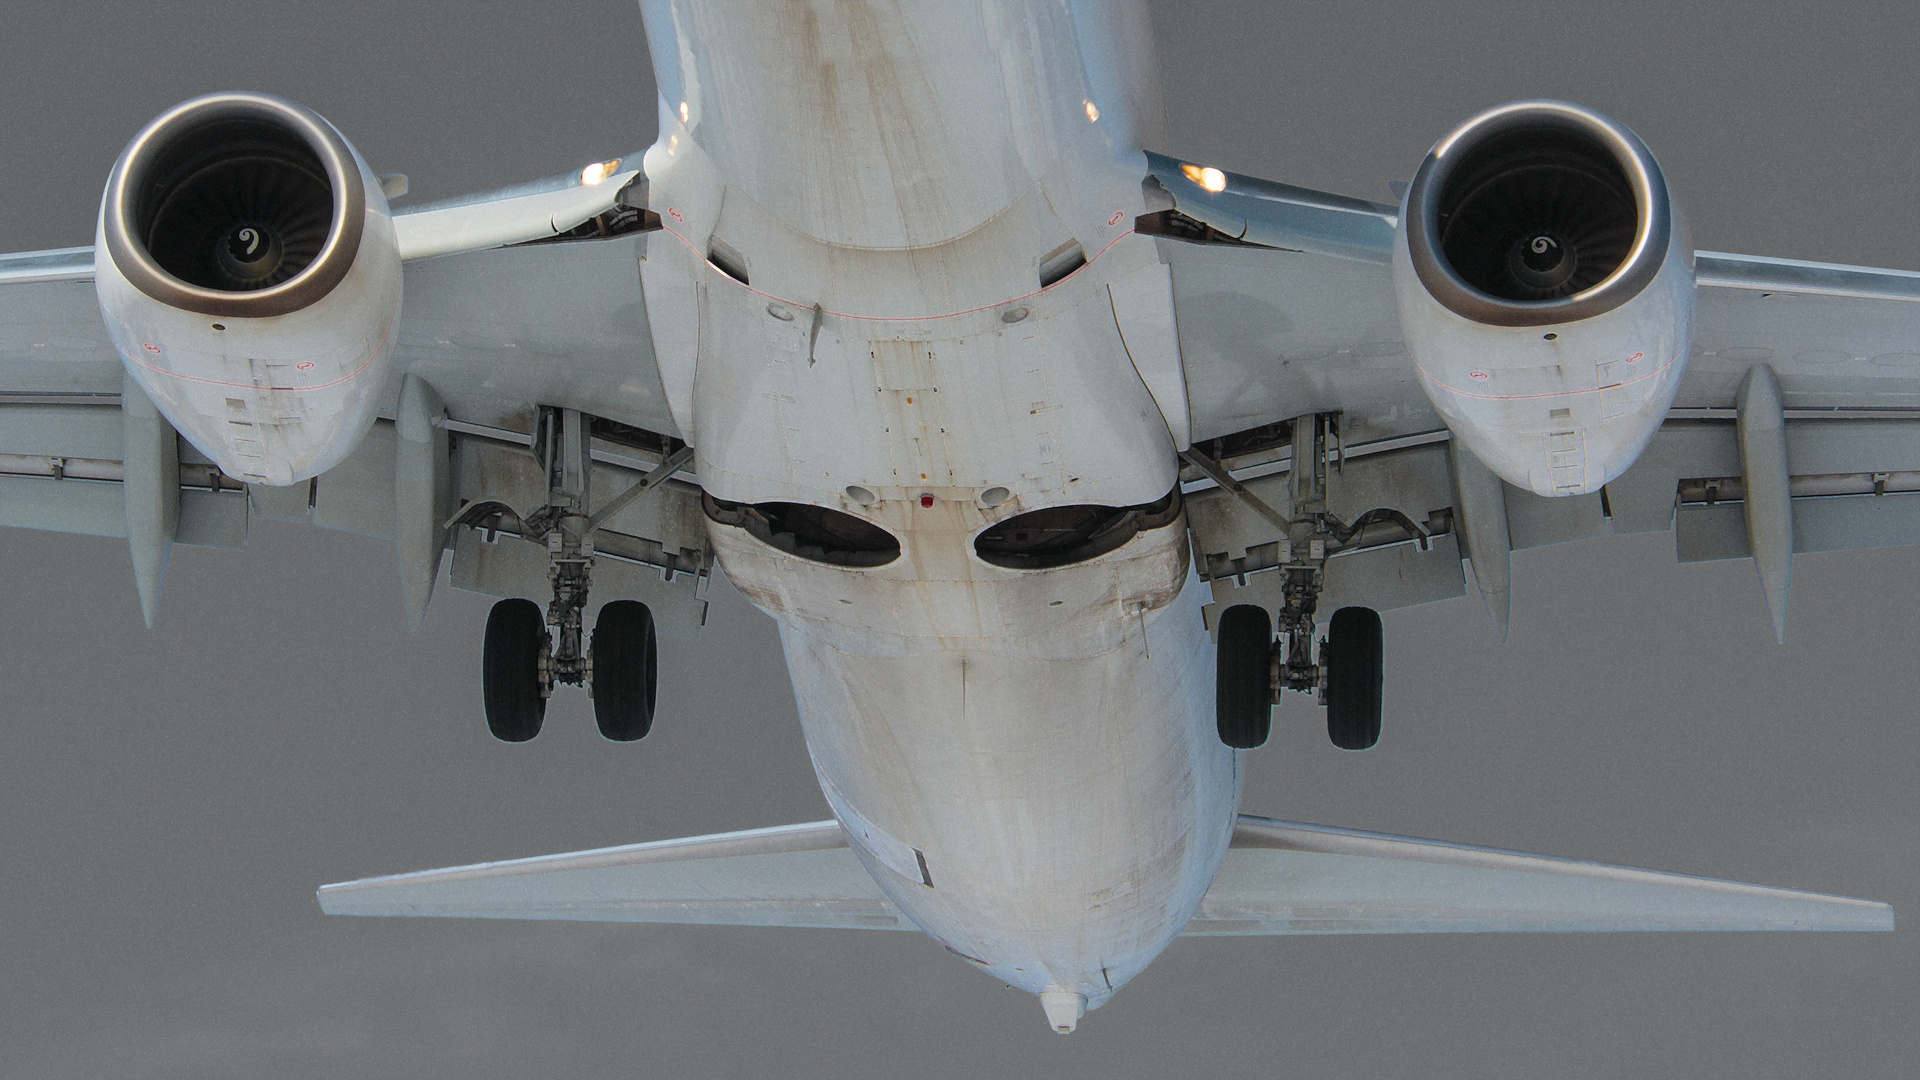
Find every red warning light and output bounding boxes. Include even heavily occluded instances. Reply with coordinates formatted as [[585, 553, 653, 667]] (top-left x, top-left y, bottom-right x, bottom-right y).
[[919, 494, 935, 508]]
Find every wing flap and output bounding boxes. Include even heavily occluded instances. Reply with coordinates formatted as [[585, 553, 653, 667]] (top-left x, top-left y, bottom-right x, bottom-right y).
[[317, 820, 912, 930], [1183, 815, 1893, 935]]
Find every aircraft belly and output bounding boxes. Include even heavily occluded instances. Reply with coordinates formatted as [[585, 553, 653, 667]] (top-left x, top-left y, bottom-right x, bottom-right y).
[[638, 0, 1221, 1013], [712, 514, 1238, 1003], [639, 1, 1160, 250], [679, 223, 1179, 512], [789, 571, 1232, 1003]]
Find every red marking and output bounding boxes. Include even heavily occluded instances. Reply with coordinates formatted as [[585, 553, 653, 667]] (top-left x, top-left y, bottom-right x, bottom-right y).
[[1420, 350, 1681, 402], [1108, 211, 1125, 226], [295, 361, 315, 371], [919, 494, 935, 509], [667, 207, 684, 222], [1469, 370, 1490, 381], [1625, 351, 1643, 363], [142, 342, 161, 353], [121, 320, 393, 391]]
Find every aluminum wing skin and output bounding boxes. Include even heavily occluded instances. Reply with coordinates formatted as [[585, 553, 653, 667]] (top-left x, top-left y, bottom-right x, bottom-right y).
[[1684, 253, 1920, 408]]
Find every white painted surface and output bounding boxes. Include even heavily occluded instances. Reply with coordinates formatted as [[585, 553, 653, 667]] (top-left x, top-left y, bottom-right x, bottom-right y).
[[636, 0, 1230, 1017], [713, 507, 1234, 1009], [93, 151, 402, 486], [391, 170, 639, 261], [1393, 207, 1696, 497], [305, 0, 1881, 1031]]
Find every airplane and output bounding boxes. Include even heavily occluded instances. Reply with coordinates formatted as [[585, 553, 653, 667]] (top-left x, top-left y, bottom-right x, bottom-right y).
[[0, 2, 1902, 1035]]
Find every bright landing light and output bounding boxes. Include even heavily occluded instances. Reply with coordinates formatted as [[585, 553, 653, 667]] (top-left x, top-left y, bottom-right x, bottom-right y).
[[1083, 99, 1099, 122], [580, 159, 622, 186], [1181, 163, 1228, 193]]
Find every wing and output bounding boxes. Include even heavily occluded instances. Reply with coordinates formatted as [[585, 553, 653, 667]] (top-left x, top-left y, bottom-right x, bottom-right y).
[[317, 820, 912, 929], [1152, 154, 1920, 637], [1182, 815, 1893, 935], [0, 171, 708, 633], [1140, 152, 1432, 447]]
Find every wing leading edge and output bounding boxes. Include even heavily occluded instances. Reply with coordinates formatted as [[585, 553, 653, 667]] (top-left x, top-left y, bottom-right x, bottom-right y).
[[316, 816, 1891, 935]]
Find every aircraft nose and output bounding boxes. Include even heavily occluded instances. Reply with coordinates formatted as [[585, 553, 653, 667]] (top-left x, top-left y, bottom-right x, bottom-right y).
[[1039, 990, 1087, 1034]]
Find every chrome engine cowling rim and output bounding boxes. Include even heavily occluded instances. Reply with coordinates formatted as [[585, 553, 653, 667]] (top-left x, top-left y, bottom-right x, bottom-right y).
[[1403, 99, 1671, 328], [102, 91, 365, 319]]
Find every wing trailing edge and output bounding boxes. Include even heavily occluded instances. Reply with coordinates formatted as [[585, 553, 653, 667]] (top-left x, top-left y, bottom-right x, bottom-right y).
[[1183, 815, 1894, 935]]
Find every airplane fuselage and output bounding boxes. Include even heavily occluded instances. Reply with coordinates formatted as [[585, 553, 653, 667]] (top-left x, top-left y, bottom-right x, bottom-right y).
[[636, 0, 1235, 1011]]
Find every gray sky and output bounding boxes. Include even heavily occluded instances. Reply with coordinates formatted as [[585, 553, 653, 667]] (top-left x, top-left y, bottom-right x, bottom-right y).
[[2, 2, 1915, 1076]]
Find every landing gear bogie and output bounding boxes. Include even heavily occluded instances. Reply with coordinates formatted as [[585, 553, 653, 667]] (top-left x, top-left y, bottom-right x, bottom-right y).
[[476, 406, 680, 743], [1202, 414, 1389, 751], [1211, 601, 1385, 751]]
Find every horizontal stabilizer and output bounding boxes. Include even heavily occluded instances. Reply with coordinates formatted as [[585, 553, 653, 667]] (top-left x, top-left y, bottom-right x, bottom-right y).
[[1183, 815, 1894, 935], [318, 820, 910, 930]]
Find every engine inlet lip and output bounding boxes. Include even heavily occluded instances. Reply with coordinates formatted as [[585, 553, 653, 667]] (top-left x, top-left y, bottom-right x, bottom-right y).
[[103, 91, 365, 319], [1404, 99, 1670, 328]]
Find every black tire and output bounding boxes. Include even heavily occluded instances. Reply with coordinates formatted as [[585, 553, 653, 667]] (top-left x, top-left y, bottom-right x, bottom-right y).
[[483, 598, 547, 742], [590, 600, 658, 741], [1324, 606, 1383, 750], [1215, 605, 1274, 749]]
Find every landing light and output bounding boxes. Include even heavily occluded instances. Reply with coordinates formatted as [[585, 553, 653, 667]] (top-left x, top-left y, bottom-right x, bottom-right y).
[[1181, 163, 1228, 193], [580, 159, 622, 186], [1083, 100, 1099, 123]]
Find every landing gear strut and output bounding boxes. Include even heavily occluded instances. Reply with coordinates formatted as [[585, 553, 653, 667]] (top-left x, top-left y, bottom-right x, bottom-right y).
[[478, 406, 664, 743], [1204, 414, 1387, 750]]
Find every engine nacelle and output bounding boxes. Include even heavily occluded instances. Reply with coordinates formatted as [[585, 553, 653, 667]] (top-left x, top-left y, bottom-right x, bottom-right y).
[[94, 91, 401, 486], [1393, 100, 1693, 497]]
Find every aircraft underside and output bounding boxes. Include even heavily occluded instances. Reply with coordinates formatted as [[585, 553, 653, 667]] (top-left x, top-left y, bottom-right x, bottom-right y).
[[0, 0, 1902, 1034]]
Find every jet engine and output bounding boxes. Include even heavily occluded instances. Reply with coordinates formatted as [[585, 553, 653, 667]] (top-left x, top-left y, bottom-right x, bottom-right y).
[[1392, 100, 1693, 497], [94, 91, 401, 486]]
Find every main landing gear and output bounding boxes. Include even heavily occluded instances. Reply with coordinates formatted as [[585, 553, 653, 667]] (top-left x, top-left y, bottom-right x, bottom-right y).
[[479, 406, 664, 743], [482, 596, 658, 743], [1210, 414, 1385, 751], [1215, 602, 1383, 751]]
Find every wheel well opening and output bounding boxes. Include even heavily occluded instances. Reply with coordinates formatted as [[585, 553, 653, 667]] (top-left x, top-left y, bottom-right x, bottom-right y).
[[972, 486, 1181, 570], [704, 495, 901, 568]]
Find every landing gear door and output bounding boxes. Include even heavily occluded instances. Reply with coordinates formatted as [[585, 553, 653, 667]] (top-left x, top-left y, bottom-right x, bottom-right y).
[[1184, 431, 1465, 640], [446, 432, 712, 639]]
